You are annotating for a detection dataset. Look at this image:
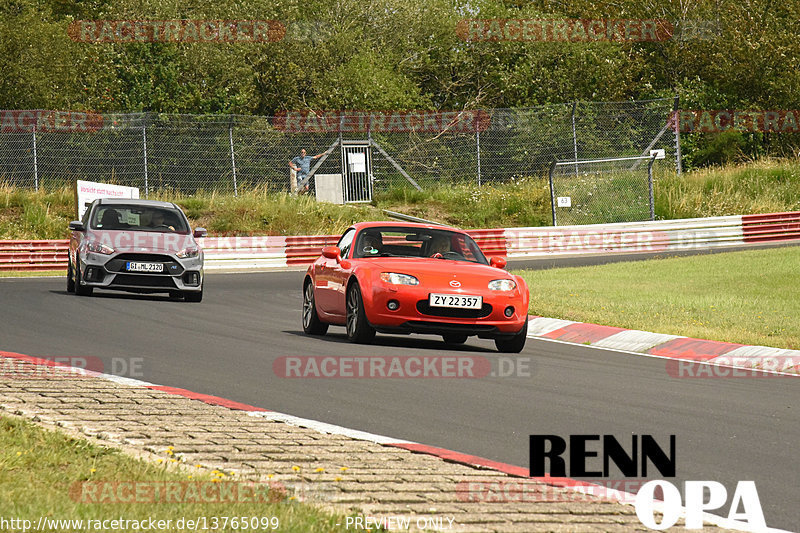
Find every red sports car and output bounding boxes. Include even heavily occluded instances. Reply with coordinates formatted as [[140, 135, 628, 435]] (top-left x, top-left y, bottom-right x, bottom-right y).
[[302, 222, 530, 352]]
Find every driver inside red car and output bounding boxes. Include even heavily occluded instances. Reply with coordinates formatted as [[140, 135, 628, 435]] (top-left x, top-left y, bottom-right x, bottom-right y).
[[429, 234, 450, 257], [361, 233, 383, 255]]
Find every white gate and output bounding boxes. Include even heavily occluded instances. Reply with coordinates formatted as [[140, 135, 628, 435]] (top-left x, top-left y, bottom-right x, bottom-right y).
[[340, 140, 372, 203]]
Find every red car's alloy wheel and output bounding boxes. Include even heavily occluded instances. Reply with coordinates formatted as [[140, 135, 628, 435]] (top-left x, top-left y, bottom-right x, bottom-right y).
[[346, 283, 375, 343], [303, 281, 328, 335]]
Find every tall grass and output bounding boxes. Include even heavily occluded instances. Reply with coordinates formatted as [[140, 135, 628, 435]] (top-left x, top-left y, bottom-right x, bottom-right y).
[[655, 159, 800, 219], [0, 183, 74, 239], [150, 186, 385, 236], [374, 176, 552, 228], [1, 158, 799, 239]]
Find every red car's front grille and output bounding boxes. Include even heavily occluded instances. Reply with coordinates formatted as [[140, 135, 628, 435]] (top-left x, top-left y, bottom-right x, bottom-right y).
[[416, 300, 493, 319]]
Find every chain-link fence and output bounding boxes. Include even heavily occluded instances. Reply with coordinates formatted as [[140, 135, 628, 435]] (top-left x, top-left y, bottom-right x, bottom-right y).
[[549, 155, 657, 226], [0, 98, 679, 196]]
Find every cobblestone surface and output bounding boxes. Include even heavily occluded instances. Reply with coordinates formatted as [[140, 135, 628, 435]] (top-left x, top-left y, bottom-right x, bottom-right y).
[[0, 358, 733, 532]]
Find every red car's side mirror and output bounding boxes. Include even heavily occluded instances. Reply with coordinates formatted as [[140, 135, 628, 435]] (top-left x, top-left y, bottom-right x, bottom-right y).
[[490, 256, 507, 269], [322, 246, 341, 260]]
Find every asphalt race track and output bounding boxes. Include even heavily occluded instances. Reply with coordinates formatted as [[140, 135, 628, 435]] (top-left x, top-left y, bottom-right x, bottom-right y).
[[1, 268, 797, 530]]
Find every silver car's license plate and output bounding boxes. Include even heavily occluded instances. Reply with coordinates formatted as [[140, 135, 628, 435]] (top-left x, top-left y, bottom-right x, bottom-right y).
[[429, 293, 482, 309], [126, 261, 164, 273]]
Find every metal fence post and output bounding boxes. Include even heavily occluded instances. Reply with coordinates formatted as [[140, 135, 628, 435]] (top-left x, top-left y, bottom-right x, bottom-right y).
[[548, 160, 558, 226], [648, 155, 656, 220], [32, 124, 39, 191], [673, 96, 682, 175], [476, 129, 482, 186], [229, 123, 238, 196], [142, 121, 149, 198], [571, 102, 579, 176]]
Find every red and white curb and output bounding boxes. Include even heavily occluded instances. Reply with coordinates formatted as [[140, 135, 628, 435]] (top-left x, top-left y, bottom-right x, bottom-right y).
[[0, 349, 791, 532], [527, 317, 800, 377]]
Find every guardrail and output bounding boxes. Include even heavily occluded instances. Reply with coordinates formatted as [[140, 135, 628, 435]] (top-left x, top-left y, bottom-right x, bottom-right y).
[[504, 215, 746, 257], [0, 240, 68, 271], [2, 211, 799, 272], [742, 212, 800, 243]]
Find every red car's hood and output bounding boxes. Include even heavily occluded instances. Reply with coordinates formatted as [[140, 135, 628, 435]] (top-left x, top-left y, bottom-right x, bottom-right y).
[[84, 229, 197, 254], [357, 257, 514, 287]]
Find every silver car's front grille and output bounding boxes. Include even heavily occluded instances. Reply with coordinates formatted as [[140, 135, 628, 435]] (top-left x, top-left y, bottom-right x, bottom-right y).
[[110, 274, 177, 288], [105, 254, 184, 275]]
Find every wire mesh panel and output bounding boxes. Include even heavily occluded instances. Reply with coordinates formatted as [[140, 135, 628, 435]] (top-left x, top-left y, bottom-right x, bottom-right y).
[[0, 131, 35, 187], [234, 117, 339, 193], [36, 114, 146, 191], [0, 99, 678, 196], [549, 156, 656, 226]]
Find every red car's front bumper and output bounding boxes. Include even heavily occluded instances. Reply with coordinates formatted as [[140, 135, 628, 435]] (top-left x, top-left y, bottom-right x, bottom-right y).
[[362, 283, 528, 338]]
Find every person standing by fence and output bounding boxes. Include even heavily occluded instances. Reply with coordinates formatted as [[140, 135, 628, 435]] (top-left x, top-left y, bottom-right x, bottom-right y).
[[289, 148, 325, 194]]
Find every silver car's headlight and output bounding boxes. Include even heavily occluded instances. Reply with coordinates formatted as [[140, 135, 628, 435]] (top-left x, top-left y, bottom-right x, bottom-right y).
[[380, 272, 419, 285], [488, 279, 516, 291], [86, 242, 115, 255], [176, 246, 200, 259]]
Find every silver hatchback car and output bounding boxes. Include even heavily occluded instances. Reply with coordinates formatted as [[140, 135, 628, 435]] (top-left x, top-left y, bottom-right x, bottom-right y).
[[68, 199, 207, 301]]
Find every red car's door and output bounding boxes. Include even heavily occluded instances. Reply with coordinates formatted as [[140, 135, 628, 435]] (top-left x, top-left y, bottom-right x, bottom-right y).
[[315, 229, 355, 317], [314, 256, 338, 314], [327, 256, 352, 317]]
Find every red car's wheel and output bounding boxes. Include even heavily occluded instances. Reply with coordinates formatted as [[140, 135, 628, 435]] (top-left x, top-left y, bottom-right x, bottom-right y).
[[495, 315, 528, 353], [302, 281, 328, 335], [346, 282, 375, 343], [442, 333, 467, 345]]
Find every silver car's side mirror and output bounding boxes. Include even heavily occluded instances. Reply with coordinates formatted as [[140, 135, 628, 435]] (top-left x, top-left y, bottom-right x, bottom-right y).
[[69, 221, 85, 232]]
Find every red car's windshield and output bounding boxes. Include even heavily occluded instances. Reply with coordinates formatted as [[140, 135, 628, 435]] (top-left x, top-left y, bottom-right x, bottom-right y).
[[353, 227, 488, 264]]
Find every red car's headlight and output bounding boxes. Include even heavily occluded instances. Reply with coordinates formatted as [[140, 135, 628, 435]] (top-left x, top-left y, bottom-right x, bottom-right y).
[[86, 242, 115, 255], [380, 272, 419, 285], [488, 279, 516, 291]]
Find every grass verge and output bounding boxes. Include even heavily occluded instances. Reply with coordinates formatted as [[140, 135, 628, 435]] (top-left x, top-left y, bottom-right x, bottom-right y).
[[515, 246, 800, 350], [0, 416, 355, 532], [0, 270, 65, 278], [2, 158, 799, 240]]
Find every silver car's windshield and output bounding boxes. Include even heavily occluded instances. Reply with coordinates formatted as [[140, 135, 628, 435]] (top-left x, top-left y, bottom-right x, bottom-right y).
[[90, 205, 189, 233], [353, 227, 488, 264]]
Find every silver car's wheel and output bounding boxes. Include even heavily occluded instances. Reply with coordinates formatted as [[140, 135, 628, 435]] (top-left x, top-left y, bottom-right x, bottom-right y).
[[184, 286, 203, 302], [302, 281, 328, 335], [345, 282, 375, 343], [74, 263, 93, 296], [66, 260, 75, 293]]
